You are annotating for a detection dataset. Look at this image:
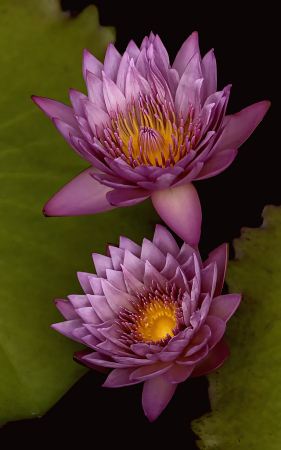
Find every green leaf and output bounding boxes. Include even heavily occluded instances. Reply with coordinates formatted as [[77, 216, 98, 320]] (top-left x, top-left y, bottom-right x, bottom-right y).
[[191, 205, 281, 449], [0, 1, 160, 426]]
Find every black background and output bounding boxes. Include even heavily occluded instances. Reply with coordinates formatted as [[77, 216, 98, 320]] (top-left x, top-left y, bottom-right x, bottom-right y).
[[0, 1, 277, 448]]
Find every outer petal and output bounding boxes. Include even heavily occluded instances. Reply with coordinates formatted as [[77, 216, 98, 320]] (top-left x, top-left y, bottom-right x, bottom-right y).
[[43, 167, 116, 217], [31, 96, 79, 130], [161, 363, 195, 384], [190, 337, 230, 377], [203, 243, 228, 297], [142, 375, 177, 422], [82, 48, 103, 81], [217, 100, 270, 152], [53, 299, 79, 320], [208, 293, 242, 322], [74, 349, 110, 374], [103, 43, 122, 83], [195, 149, 238, 180], [201, 49, 217, 103], [172, 31, 200, 78], [106, 187, 152, 207], [151, 183, 202, 248], [153, 224, 180, 258], [103, 368, 141, 387]]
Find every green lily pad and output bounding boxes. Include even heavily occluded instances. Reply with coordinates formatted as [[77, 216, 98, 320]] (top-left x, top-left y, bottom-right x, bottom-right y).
[[0, 0, 160, 426], [191, 205, 281, 449]]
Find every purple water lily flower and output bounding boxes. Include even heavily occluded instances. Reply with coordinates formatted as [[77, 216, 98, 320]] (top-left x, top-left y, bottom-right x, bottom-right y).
[[52, 224, 241, 421], [32, 31, 269, 245]]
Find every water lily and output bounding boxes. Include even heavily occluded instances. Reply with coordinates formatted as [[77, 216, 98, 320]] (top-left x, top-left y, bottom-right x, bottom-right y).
[[52, 224, 241, 421], [32, 31, 269, 245]]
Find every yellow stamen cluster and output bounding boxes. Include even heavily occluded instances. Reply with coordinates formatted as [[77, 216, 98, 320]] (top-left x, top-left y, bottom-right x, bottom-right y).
[[101, 92, 201, 168]]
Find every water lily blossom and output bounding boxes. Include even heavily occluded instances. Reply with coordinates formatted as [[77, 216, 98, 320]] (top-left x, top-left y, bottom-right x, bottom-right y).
[[51, 224, 241, 421], [32, 31, 269, 244]]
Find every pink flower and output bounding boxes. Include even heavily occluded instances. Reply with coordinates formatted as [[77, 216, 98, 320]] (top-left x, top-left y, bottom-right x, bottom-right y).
[[32, 31, 269, 246], [52, 224, 241, 421]]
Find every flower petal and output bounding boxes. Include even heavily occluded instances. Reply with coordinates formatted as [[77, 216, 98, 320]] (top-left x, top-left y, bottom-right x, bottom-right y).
[[106, 187, 152, 207], [77, 272, 95, 294], [143, 261, 168, 290], [116, 51, 130, 94], [172, 31, 200, 78], [51, 319, 83, 340], [87, 294, 116, 321], [103, 368, 141, 387], [190, 337, 230, 377], [201, 49, 217, 104], [100, 278, 138, 313], [142, 375, 177, 422], [195, 149, 238, 180], [208, 293, 242, 322], [141, 238, 166, 272], [119, 236, 141, 257], [184, 324, 211, 357], [75, 307, 101, 324], [217, 100, 270, 152], [130, 361, 172, 381], [162, 363, 195, 384], [123, 249, 145, 281], [203, 243, 228, 297], [92, 253, 113, 277], [53, 299, 79, 320], [74, 349, 110, 373], [31, 95, 79, 130], [205, 316, 226, 350], [43, 167, 115, 217], [153, 224, 180, 258], [68, 294, 91, 309], [86, 70, 107, 111], [103, 43, 122, 83], [69, 89, 88, 118], [82, 48, 103, 81], [151, 183, 202, 248]]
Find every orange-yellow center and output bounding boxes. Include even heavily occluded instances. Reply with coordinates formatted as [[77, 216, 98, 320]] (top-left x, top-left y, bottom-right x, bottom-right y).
[[136, 299, 178, 342]]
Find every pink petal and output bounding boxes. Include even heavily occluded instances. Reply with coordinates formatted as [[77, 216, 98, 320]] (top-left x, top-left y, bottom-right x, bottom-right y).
[[86, 71, 107, 111], [190, 337, 230, 377], [92, 253, 113, 277], [82, 100, 111, 138], [121, 265, 146, 294], [218, 100, 270, 152], [31, 96, 79, 130], [103, 368, 141, 387], [184, 324, 211, 357], [162, 363, 195, 384], [208, 293, 242, 322], [203, 243, 228, 297], [43, 166, 115, 217], [87, 294, 116, 321], [82, 48, 103, 81], [103, 43, 122, 83], [123, 249, 145, 281], [151, 182, 202, 248], [69, 89, 88, 118], [204, 316, 226, 350], [154, 35, 170, 68], [102, 72, 128, 116], [126, 40, 140, 62], [177, 242, 196, 265], [52, 119, 82, 151], [172, 31, 200, 78], [83, 351, 128, 368], [106, 246, 125, 270], [195, 149, 238, 180], [201, 49, 217, 104], [130, 361, 173, 381], [88, 276, 103, 295], [140, 238, 166, 271], [106, 269, 127, 292], [161, 253, 180, 279], [116, 51, 130, 94], [77, 272, 95, 294], [142, 375, 177, 421], [200, 262, 217, 299], [75, 307, 101, 324], [100, 278, 138, 313], [106, 187, 152, 207], [74, 349, 110, 374], [53, 299, 79, 320], [175, 53, 202, 117], [143, 261, 168, 291], [51, 319, 83, 340], [68, 294, 91, 309], [119, 236, 141, 257]]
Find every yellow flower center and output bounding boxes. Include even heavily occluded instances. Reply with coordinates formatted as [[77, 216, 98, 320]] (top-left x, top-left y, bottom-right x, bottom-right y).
[[117, 281, 185, 347], [102, 92, 201, 168], [136, 299, 178, 342]]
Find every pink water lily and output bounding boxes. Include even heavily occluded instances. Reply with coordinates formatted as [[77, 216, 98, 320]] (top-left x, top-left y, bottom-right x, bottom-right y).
[[32, 31, 269, 245], [52, 224, 241, 421]]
